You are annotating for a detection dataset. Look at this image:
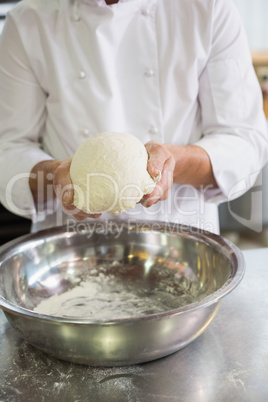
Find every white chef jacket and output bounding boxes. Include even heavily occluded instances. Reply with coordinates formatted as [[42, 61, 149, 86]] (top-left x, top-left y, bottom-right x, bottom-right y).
[[0, 0, 267, 234]]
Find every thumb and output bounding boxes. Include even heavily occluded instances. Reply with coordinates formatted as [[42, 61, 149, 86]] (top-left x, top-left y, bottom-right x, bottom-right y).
[[145, 142, 167, 181]]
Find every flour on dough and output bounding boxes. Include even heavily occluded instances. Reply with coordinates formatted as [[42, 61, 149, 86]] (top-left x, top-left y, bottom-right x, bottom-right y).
[[70, 132, 156, 214]]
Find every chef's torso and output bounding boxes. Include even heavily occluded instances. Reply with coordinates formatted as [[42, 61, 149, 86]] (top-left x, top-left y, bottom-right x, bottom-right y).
[[7, 0, 264, 234], [19, 0, 220, 233]]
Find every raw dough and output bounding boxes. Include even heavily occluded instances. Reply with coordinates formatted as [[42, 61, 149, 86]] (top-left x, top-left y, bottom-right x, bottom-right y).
[[70, 132, 156, 214]]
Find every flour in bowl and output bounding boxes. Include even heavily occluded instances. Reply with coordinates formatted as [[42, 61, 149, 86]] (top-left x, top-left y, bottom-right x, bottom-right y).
[[33, 264, 201, 320]]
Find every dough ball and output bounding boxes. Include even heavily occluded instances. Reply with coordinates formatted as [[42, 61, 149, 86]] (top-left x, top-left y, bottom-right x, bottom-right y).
[[70, 132, 156, 215]]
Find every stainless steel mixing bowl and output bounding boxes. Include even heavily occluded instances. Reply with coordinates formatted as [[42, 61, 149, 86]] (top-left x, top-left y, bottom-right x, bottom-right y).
[[0, 220, 245, 366]]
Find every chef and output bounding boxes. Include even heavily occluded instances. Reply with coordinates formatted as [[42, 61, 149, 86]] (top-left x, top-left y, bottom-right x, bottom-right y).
[[0, 0, 267, 234]]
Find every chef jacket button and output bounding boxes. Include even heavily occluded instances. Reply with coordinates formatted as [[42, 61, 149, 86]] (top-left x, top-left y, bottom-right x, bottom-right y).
[[82, 128, 90, 137], [148, 125, 159, 135], [79, 71, 86, 79], [73, 14, 80, 21], [141, 8, 150, 16], [145, 68, 155, 77]]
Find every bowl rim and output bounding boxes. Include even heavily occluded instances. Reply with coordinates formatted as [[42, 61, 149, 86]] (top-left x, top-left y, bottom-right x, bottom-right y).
[[0, 220, 245, 324]]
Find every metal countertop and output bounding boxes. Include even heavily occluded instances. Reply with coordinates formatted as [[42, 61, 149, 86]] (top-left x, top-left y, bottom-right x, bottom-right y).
[[0, 248, 268, 402]]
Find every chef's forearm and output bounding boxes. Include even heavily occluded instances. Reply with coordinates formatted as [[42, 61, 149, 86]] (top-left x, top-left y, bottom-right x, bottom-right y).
[[29, 160, 62, 205], [165, 144, 218, 188]]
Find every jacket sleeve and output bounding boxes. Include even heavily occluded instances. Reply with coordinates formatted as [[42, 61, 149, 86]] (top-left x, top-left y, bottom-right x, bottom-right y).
[[0, 14, 53, 219], [195, 0, 268, 203]]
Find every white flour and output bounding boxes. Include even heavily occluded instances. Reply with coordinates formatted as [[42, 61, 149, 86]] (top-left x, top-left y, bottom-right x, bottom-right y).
[[34, 265, 201, 320]]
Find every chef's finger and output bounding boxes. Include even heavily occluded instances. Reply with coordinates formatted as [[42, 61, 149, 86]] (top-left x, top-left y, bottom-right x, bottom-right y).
[[145, 142, 170, 180], [63, 208, 102, 221], [55, 183, 74, 208], [158, 154, 175, 198], [72, 212, 102, 221], [54, 158, 72, 187], [53, 158, 73, 204], [62, 203, 101, 219], [141, 154, 174, 207], [140, 184, 164, 208]]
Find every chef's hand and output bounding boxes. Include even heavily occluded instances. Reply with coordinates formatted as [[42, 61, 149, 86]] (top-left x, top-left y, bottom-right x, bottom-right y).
[[141, 141, 175, 208], [53, 158, 102, 221]]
